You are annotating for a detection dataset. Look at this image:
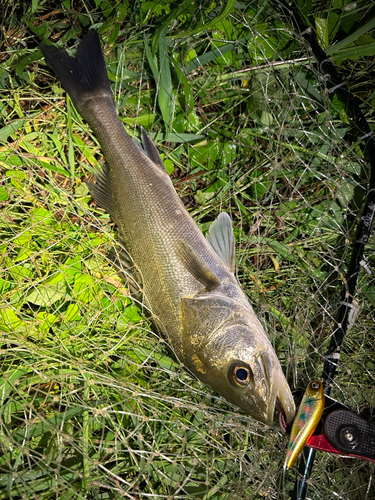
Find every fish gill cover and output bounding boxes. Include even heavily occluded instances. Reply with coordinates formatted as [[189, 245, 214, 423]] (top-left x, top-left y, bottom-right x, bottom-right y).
[[0, 1, 375, 499]]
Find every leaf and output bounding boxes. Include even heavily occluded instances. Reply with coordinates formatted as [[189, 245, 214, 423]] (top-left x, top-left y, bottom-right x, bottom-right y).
[[172, 63, 194, 113], [162, 156, 174, 175], [158, 29, 173, 126], [194, 189, 215, 205], [144, 36, 159, 80], [12, 406, 86, 443], [72, 134, 98, 166], [141, 1, 170, 16], [27, 274, 68, 306], [6, 169, 27, 188], [28, 207, 53, 224], [0, 308, 26, 332], [65, 303, 80, 322], [0, 368, 26, 405], [73, 272, 101, 304], [16, 50, 42, 80], [0, 119, 26, 144], [0, 186, 8, 201], [294, 70, 324, 105], [122, 113, 156, 127], [145, 35, 173, 126], [331, 39, 375, 63], [2, 401, 23, 425], [13, 231, 32, 246], [168, 0, 237, 39], [266, 239, 296, 262], [187, 41, 239, 71], [326, 16, 375, 56], [36, 311, 58, 332], [163, 133, 205, 143], [315, 17, 329, 49], [123, 304, 142, 323]]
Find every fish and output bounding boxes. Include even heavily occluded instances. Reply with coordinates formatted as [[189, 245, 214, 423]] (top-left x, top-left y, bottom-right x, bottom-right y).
[[284, 379, 325, 468], [40, 29, 295, 425]]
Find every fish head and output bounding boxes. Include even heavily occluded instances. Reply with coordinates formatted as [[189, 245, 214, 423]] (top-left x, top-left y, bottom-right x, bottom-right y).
[[181, 295, 295, 425]]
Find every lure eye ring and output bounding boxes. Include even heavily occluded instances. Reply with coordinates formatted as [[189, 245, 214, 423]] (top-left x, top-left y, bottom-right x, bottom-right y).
[[310, 381, 321, 391], [229, 362, 253, 387]]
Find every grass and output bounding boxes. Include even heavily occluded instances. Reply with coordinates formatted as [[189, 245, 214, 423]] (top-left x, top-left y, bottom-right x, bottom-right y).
[[1, 0, 375, 498]]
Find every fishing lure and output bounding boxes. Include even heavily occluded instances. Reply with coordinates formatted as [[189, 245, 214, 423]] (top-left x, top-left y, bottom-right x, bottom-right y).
[[284, 380, 325, 469]]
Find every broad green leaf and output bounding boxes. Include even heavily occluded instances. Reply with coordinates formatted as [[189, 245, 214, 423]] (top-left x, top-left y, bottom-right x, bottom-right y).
[[0, 368, 26, 405], [164, 133, 205, 143], [0, 308, 26, 332], [12, 406, 86, 443], [0, 186, 8, 201], [158, 29, 173, 126], [28, 206, 53, 224], [331, 39, 375, 62], [73, 272, 101, 303], [122, 113, 156, 127], [0, 119, 26, 144], [2, 400, 24, 425], [315, 17, 329, 50], [37, 311, 58, 332], [13, 231, 32, 246], [6, 169, 27, 188], [326, 16, 375, 56], [194, 190, 215, 205], [266, 239, 295, 261], [161, 154, 174, 175], [123, 304, 141, 323], [173, 63, 194, 113], [141, 1, 170, 16], [65, 303, 80, 322], [168, 0, 236, 39], [27, 274, 67, 306]]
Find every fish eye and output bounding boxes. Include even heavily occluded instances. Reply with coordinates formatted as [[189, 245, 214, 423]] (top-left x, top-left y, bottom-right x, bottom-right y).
[[229, 362, 253, 387]]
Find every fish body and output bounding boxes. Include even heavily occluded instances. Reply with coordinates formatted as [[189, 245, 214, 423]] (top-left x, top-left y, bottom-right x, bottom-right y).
[[284, 380, 325, 468], [40, 30, 295, 425]]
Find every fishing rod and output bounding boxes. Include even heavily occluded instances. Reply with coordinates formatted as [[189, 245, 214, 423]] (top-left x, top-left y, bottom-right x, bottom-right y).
[[271, 4, 375, 499]]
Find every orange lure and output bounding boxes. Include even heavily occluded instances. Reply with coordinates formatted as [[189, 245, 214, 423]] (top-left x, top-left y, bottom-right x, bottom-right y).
[[284, 380, 325, 469]]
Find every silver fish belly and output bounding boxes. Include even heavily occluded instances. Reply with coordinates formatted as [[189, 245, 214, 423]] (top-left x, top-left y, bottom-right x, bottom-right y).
[[40, 30, 295, 425]]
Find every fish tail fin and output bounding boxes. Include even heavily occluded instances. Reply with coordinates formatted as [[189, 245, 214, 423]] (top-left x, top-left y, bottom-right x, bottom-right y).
[[40, 30, 112, 113]]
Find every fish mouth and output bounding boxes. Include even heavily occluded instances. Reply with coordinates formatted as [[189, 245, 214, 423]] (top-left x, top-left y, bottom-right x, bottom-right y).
[[257, 353, 296, 426], [275, 382, 296, 427], [261, 395, 294, 427]]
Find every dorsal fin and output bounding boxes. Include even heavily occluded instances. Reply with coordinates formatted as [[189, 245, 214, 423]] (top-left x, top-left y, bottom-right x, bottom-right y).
[[87, 163, 116, 219], [175, 239, 221, 291], [141, 127, 166, 172], [206, 212, 235, 273]]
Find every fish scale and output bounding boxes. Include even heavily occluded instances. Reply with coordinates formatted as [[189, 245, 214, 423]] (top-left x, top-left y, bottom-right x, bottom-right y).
[[40, 29, 296, 425]]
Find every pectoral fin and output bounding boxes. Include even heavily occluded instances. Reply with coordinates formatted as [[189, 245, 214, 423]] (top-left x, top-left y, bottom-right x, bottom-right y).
[[206, 212, 235, 273], [175, 239, 221, 291], [109, 239, 143, 301]]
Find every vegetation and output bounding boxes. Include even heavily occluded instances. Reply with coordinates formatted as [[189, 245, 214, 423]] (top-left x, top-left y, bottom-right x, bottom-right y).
[[1, 0, 375, 498]]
